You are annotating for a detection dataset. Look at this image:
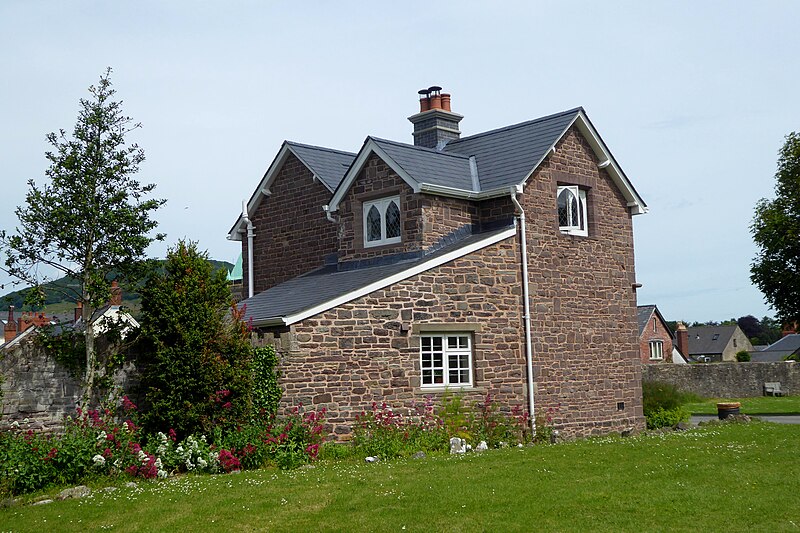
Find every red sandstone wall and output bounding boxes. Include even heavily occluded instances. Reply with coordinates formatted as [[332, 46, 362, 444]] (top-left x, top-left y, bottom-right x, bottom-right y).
[[521, 125, 644, 436], [257, 239, 524, 438], [242, 153, 338, 296]]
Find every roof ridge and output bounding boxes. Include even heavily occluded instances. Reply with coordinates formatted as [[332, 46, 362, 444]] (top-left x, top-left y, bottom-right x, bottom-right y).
[[369, 136, 472, 161], [285, 140, 356, 157], [446, 107, 584, 145]]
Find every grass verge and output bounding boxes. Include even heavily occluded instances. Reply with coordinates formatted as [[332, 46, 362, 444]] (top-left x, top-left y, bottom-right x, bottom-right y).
[[684, 395, 800, 415], [2, 422, 799, 532]]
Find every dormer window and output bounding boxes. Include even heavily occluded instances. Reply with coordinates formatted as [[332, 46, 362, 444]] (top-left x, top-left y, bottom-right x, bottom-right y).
[[557, 185, 588, 236], [363, 196, 401, 247]]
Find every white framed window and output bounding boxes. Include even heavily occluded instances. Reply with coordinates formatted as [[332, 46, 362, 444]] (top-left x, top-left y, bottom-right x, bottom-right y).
[[363, 196, 401, 247], [557, 185, 588, 236], [649, 340, 664, 360], [420, 334, 472, 387]]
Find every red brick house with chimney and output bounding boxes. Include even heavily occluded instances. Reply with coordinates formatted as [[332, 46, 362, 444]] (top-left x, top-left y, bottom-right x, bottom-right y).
[[228, 87, 648, 439]]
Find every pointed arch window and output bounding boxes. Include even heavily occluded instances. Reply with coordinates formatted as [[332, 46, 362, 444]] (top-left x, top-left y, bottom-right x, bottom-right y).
[[557, 185, 588, 236], [363, 196, 402, 247]]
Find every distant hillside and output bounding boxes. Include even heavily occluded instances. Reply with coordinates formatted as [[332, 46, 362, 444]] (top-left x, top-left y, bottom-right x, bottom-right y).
[[0, 259, 235, 313]]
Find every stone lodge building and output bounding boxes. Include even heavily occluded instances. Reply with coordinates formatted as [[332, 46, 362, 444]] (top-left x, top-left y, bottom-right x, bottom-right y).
[[228, 87, 648, 439]]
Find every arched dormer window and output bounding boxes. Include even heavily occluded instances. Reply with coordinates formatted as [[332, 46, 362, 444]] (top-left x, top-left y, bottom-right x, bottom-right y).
[[557, 185, 588, 236], [363, 196, 401, 247]]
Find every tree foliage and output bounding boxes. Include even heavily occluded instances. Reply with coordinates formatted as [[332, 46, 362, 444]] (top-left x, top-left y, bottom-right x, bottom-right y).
[[0, 68, 165, 401], [137, 241, 254, 438], [751, 132, 800, 326]]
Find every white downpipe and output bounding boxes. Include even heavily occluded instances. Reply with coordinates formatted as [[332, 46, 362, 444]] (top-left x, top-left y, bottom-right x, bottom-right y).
[[242, 200, 255, 299], [510, 188, 536, 433]]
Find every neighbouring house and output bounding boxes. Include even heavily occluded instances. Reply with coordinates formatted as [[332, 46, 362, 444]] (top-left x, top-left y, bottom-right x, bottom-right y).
[[751, 334, 800, 362], [72, 281, 139, 337], [229, 87, 648, 439], [3, 306, 53, 349], [636, 305, 677, 364], [680, 324, 753, 363]]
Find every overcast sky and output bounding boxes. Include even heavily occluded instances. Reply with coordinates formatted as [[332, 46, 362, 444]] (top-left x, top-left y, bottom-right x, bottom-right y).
[[1, 1, 798, 323]]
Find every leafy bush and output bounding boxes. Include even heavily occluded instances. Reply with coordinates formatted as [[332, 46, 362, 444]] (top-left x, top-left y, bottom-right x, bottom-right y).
[[469, 393, 530, 447], [250, 345, 281, 422], [0, 399, 328, 496], [352, 393, 532, 459], [353, 400, 447, 459], [642, 381, 698, 429], [642, 381, 699, 414], [736, 350, 752, 362], [137, 241, 254, 438], [646, 407, 689, 429]]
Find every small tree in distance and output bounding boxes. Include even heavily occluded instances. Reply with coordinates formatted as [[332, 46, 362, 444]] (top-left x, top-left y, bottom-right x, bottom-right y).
[[751, 132, 800, 328], [0, 68, 166, 403]]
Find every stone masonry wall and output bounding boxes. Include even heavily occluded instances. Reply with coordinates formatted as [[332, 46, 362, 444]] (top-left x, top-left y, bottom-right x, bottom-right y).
[[0, 337, 139, 433], [639, 310, 674, 364], [338, 154, 497, 263], [243, 153, 338, 296], [643, 362, 800, 397], [520, 125, 644, 436], [337, 154, 422, 263], [420, 195, 478, 248], [259, 238, 525, 439]]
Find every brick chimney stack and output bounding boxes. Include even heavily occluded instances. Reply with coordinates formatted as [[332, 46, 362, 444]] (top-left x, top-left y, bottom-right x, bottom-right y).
[[408, 85, 463, 150], [4, 305, 17, 343], [675, 321, 689, 358], [74, 301, 83, 323], [109, 280, 122, 307]]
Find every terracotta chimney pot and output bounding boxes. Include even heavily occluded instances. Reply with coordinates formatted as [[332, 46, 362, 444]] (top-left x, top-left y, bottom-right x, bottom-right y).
[[441, 93, 451, 111]]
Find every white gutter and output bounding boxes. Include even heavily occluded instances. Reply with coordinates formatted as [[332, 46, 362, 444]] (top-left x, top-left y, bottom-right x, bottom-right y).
[[510, 185, 536, 434], [241, 200, 255, 299]]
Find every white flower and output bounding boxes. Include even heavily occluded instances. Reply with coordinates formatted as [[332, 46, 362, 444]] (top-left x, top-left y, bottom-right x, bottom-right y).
[[197, 457, 207, 469], [92, 454, 106, 466], [97, 430, 107, 441]]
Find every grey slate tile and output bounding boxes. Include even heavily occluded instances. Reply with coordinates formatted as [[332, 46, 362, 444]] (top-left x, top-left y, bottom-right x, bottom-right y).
[[286, 141, 356, 191]]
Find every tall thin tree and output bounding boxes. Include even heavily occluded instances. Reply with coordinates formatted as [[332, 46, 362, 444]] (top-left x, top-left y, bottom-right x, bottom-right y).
[[1, 68, 166, 403]]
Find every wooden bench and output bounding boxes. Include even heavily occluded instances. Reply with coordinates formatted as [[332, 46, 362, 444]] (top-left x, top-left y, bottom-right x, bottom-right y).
[[764, 382, 786, 397]]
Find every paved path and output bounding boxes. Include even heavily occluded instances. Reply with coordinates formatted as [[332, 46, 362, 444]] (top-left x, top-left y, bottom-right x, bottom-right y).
[[691, 414, 800, 425]]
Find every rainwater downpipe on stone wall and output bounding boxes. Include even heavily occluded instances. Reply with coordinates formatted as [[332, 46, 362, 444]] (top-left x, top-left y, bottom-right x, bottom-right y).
[[510, 186, 536, 434], [242, 200, 255, 299]]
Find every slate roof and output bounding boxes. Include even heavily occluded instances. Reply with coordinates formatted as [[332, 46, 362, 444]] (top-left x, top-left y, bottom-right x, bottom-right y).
[[753, 334, 800, 362], [443, 108, 580, 191], [285, 142, 356, 191], [371, 138, 475, 191], [637, 305, 656, 336], [685, 325, 738, 355], [238, 223, 515, 326]]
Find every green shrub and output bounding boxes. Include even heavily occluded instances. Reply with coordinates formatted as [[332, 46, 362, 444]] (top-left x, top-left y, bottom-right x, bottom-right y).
[[250, 345, 281, 422], [642, 381, 699, 429], [736, 350, 752, 362], [646, 407, 690, 429], [137, 241, 254, 438], [642, 381, 699, 414]]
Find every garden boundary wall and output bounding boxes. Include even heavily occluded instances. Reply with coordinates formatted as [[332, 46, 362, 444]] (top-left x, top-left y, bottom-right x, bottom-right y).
[[643, 361, 800, 397], [0, 336, 138, 434]]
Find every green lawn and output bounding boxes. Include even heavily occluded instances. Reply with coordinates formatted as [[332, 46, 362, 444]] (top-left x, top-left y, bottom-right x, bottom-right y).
[[685, 395, 800, 415], [2, 422, 799, 532]]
